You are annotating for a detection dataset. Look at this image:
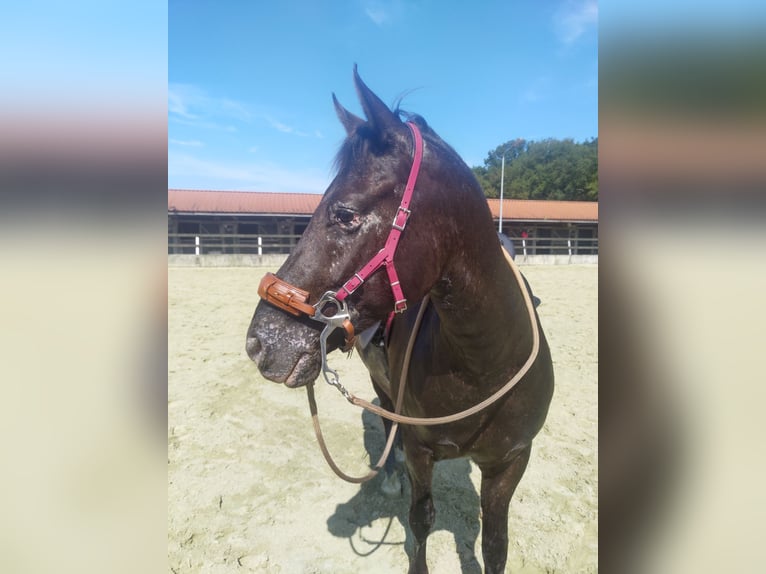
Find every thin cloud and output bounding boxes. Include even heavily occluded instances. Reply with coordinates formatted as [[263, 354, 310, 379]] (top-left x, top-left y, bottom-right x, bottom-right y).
[[266, 116, 296, 134], [168, 151, 329, 193], [554, 0, 598, 45], [220, 98, 253, 122], [366, 6, 389, 26], [168, 83, 252, 126], [169, 138, 203, 147], [265, 115, 318, 138], [523, 87, 544, 103], [168, 89, 197, 119], [170, 115, 238, 132], [363, 0, 407, 27], [522, 76, 553, 103], [169, 83, 321, 139]]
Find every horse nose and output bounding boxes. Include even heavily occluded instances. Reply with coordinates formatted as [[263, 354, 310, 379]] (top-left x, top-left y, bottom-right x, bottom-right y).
[[245, 335, 262, 364]]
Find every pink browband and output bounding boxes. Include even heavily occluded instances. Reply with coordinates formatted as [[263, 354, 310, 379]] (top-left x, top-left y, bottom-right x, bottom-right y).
[[334, 121, 423, 313]]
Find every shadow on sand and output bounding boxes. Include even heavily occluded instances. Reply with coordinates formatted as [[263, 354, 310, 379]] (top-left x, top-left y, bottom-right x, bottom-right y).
[[326, 404, 483, 573]]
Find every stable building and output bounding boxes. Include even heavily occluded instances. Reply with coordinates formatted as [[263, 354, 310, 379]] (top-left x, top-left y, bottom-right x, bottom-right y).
[[168, 189, 598, 261]]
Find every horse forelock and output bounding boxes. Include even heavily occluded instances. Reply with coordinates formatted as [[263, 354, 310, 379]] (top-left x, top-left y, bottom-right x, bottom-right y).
[[332, 111, 440, 176]]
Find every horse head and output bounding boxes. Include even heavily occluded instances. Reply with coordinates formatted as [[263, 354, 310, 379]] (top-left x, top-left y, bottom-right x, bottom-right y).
[[246, 66, 491, 388]]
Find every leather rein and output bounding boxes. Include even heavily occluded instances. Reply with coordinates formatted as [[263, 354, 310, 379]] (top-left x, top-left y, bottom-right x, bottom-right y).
[[257, 121, 541, 482]]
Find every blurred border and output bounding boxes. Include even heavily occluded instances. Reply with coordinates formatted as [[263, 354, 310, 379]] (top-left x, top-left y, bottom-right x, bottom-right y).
[[3, 1, 766, 572], [0, 2, 167, 573], [600, 1, 766, 572]]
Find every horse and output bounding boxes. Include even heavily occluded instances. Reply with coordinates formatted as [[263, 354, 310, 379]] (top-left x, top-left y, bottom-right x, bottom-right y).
[[246, 66, 554, 574]]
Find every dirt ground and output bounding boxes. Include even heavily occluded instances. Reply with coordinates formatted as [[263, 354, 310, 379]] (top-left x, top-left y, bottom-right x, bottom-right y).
[[168, 264, 597, 573]]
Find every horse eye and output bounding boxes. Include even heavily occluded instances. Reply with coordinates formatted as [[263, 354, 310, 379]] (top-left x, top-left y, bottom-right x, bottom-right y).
[[335, 208, 357, 226]]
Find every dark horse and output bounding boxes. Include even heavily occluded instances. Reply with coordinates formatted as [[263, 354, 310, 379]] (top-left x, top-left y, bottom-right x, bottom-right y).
[[246, 67, 554, 574]]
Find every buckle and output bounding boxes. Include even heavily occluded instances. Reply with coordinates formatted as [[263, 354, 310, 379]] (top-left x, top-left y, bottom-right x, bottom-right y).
[[392, 206, 411, 232], [341, 273, 365, 296], [394, 299, 408, 313]]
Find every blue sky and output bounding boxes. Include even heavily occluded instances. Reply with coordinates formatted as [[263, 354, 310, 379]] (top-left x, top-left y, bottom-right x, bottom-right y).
[[169, 1, 598, 193]]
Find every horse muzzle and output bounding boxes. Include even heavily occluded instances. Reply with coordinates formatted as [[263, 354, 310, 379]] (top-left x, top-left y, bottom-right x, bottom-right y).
[[247, 274, 357, 389], [257, 273, 356, 352], [246, 301, 322, 387]]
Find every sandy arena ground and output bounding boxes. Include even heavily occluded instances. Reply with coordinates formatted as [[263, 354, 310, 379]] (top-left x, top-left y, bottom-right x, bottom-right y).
[[168, 264, 597, 573]]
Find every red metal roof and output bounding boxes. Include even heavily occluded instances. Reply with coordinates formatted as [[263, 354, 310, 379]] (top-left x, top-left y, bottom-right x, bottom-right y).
[[168, 189, 321, 216], [486, 198, 598, 222], [168, 189, 597, 222]]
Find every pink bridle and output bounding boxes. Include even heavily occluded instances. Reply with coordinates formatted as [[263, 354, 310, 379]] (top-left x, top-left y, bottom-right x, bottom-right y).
[[258, 121, 424, 328], [334, 121, 423, 313]]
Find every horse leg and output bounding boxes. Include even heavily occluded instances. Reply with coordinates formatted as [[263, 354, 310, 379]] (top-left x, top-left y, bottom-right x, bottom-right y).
[[403, 438, 435, 574], [380, 425, 403, 497], [371, 379, 403, 497], [478, 445, 532, 574]]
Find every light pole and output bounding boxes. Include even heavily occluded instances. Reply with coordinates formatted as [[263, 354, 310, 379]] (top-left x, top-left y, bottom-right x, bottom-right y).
[[498, 152, 505, 233]]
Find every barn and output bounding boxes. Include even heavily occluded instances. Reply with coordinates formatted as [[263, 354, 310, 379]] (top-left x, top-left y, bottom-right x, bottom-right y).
[[168, 189, 597, 263]]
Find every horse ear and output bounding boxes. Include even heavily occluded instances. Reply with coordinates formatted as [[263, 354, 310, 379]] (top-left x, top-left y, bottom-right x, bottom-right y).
[[333, 93, 364, 136], [353, 64, 401, 133]]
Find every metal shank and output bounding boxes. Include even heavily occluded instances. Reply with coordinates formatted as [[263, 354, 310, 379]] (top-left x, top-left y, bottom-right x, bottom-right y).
[[314, 293, 353, 398]]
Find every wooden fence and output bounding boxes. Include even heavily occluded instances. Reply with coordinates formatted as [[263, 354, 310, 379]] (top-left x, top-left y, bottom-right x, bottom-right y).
[[168, 233, 598, 256]]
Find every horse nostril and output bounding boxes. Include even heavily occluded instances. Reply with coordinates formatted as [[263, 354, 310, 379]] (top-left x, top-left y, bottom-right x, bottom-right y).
[[246, 336, 262, 362]]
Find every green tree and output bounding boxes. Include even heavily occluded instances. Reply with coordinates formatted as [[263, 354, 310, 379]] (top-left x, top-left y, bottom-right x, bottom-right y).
[[472, 137, 598, 201]]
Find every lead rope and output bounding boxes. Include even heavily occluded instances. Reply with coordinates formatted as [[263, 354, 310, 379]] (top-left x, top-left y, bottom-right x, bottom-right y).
[[306, 293, 431, 483], [352, 248, 540, 425], [308, 246, 539, 482]]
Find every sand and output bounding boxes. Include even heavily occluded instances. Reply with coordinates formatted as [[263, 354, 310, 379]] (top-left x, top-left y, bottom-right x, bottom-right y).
[[168, 264, 597, 573]]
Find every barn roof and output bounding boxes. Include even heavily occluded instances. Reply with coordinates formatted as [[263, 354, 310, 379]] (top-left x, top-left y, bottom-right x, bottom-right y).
[[168, 189, 320, 216], [168, 189, 598, 222], [486, 198, 598, 222]]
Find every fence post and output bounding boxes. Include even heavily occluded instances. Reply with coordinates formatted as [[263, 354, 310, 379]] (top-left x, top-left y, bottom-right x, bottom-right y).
[[195, 235, 200, 256], [258, 236, 262, 256]]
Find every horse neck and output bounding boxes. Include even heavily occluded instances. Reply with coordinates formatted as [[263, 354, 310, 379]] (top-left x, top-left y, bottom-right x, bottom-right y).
[[429, 234, 533, 378]]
